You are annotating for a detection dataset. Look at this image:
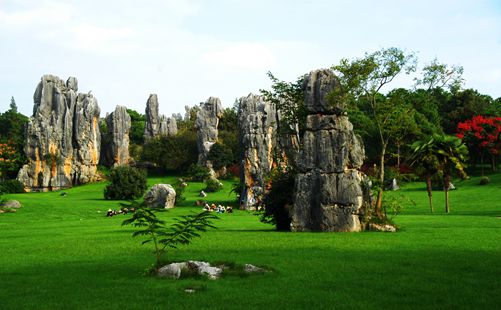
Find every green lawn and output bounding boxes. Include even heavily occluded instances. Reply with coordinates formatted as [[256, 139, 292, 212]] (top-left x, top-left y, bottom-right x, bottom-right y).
[[1, 173, 500, 309]]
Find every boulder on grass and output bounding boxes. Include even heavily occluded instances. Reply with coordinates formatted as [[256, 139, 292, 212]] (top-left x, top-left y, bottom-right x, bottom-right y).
[[144, 184, 176, 209], [1, 200, 22, 209]]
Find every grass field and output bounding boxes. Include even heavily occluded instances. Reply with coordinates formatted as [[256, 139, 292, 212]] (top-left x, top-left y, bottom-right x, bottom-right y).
[[1, 173, 500, 309]]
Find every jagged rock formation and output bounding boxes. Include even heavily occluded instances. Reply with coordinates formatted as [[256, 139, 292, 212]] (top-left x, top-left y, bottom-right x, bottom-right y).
[[237, 94, 278, 209], [144, 94, 177, 140], [101, 105, 131, 167], [290, 69, 369, 232], [195, 97, 223, 176], [17, 74, 101, 192]]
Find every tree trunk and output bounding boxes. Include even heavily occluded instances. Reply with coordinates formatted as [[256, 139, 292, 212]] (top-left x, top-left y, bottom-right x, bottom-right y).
[[426, 174, 433, 213], [480, 152, 484, 176], [375, 189, 383, 218], [396, 142, 401, 172], [491, 155, 497, 172], [444, 174, 450, 213]]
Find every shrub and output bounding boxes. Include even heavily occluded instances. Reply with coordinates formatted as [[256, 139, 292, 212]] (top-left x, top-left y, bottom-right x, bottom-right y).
[[479, 176, 490, 185], [174, 179, 187, 205], [261, 167, 294, 231], [104, 166, 147, 200], [207, 142, 234, 170], [0, 179, 25, 194], [187, 164, 211, 182], [204, 178, 223, 193]]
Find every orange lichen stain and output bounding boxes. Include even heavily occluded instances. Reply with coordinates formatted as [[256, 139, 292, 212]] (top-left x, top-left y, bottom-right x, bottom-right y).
[[266, 127, 274, 168], [63, 156, 72, 177], [88, 142, 98, 165], [34, 148, 41, 187], [48, 142, 58, 177], [244, 157, 254, 188]]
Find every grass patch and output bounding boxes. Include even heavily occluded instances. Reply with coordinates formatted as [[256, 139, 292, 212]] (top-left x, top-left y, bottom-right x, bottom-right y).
[[0, 173, 500, 309]]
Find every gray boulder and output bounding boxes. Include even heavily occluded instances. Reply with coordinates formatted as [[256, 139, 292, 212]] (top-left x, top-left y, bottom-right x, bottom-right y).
[[144, 184, 176, 209], [1, 200, 22, 209], [17, 74, 101, 192], [157, 262, 187, 279], [101, 105, 131, 167], [290, 69, 370, 232]]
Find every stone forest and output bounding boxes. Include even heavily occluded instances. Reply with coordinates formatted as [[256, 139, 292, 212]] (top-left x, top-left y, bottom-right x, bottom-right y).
[[1, 48, 500, 309]]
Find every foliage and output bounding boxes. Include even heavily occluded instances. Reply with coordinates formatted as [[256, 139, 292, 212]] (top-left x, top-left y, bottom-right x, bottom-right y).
[[479, 176, 490, 185], [204, 178, 223, 193], [260, 167, 294, 231], [410, 135, 468, 213], [456, 115, 501, 173], [0, 141, 25, 180], [122, 202, 218, 268], [174, 179, 187, 205], [207, 142, 234, 170], [415, 58, 464, 91], [186, 164, 211, 181], [141, 132, 198, 172], [332, 47, 417, 185], [104, 166, 147, 200], [260, 72, 306, 137], [126, 109, 146, 145], [0, 179, 25, 194]]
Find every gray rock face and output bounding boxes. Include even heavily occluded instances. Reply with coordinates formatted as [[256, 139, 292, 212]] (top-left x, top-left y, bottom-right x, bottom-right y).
[[290, 69, 369, 232], [237, 94, 278, 209], [144, 184, 176, 209], [144, 94, 177, 140], [17, 75, 101, 192], [101, 105, 131, 167], [195, 97, 223, 175]]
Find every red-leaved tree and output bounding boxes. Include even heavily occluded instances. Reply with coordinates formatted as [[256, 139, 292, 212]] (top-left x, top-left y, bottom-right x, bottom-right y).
[[456, 115, 501, 174]]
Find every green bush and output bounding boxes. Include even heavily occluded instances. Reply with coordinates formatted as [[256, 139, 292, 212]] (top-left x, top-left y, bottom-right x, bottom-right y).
[[174, 179, 187, 205], [261, 167, 294, 231], [204, 178, 223, 193], [0, 179, 25, 194], [187, 164, 211, 182], [479, 176, 490, 185], [207, 142, 234, 170], [104, 166, 147, 200]]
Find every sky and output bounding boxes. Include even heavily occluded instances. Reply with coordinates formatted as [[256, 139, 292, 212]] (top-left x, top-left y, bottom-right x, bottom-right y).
[[1, 0, 500, 117]]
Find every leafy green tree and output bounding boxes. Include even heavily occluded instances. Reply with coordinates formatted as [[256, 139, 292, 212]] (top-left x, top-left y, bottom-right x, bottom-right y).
[[260, 166, 294, 231], [415, 58, 464, 92], [207, 142, 233, 170], [122, 203, 218, 269], [141, 131, 198, 172], [332, 47, 417, 216], [410, 135, 468, 213], [104, 166, 147, 200], [126, 109, 146, 145]]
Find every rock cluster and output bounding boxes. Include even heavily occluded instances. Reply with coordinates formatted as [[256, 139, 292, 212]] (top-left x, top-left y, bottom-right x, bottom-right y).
[[144, 184, 176, 209], [157, 261, 268, 280], [290, 69, 369, 232], [17, 75, 101, 192], [101, 105, 131, 167], [144, 94, 177, 140], [237, 94, 278, 209], [195, 97, 223, 176]]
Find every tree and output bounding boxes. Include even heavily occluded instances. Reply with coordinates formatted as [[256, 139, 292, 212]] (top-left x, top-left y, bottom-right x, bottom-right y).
[[410, 135, 468, 213], [415, 58, 464, 92], [122, 203, 218, 270], [141, 132, 198, 173], [207, 142, 233, 170], [457, 115, 501, 174], [332, 47, 417, 216], [126, 109, 146, 145], [9, 97, 17, 113], [104, 166, 147, 200]]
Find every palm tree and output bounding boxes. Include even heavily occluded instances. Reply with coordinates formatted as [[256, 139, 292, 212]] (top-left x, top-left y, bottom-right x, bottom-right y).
[[410, 135, 468, 213]]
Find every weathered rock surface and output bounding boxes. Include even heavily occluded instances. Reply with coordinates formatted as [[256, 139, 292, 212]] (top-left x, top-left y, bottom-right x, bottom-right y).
[[101, 105, 131, 167], [17, 75, 101, 192], [144, 94, 177, 140], [157, 262, 187, 279], [237, 94, 278, 209], [290, 69, 369, 232], [144, 184, 176, 209], [1, 200, 22, 209], [195, 97, 223, 176]]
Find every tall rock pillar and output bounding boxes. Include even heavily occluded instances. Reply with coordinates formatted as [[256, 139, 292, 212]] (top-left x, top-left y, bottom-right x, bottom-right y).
[[195, 97, 223, 176], [290, 69, 369, 232]]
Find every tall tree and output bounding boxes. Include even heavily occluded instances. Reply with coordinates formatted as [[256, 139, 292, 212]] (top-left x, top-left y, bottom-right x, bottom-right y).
[[332, 47, 417, 216], [411, 135, 468, 213], [414, 58, 464, 92]]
